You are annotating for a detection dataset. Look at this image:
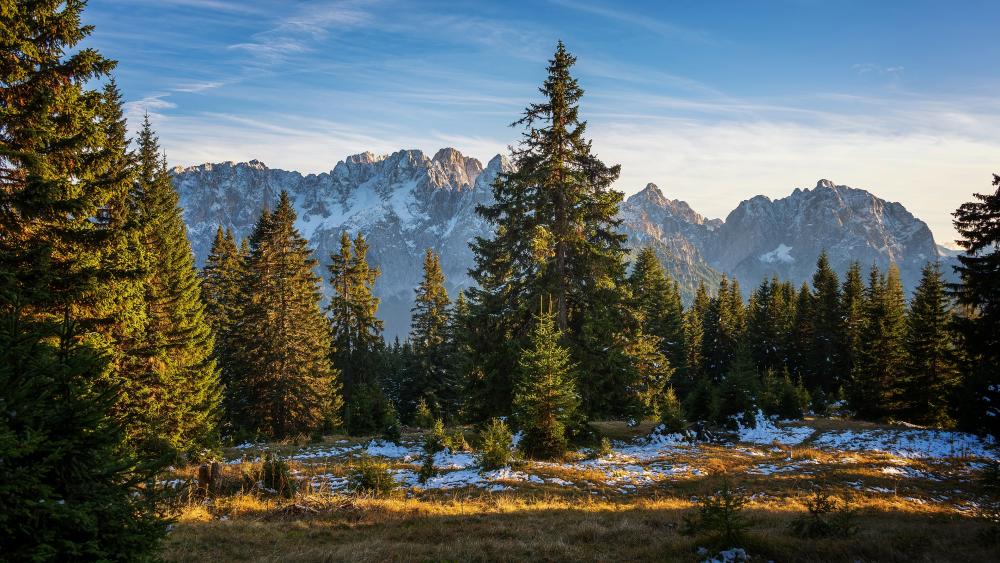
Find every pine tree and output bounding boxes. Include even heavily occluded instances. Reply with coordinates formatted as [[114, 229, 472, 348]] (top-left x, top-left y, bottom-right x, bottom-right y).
[[234, 193, 340, 438], [468, 42, 627, 419], [790, 282, 816, 387], [840, 262, 865, 379], [0, 0, 165, 556], [133, 118, 221, 456], [327, 232, 394, 436], [950, 175, 1000, 436], [407, 249, 455, 420], [629, 247, 686, 372], [680, 281, 710, 395], [200, 226, 245, 434], [849, 264, 907, 419], [901, 262, 960, 426], [513, 308, 581, 459], [811, 252, 843, 392]]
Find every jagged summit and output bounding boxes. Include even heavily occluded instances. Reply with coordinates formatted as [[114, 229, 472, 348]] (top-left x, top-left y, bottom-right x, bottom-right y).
[[171, 155, 943, 336]]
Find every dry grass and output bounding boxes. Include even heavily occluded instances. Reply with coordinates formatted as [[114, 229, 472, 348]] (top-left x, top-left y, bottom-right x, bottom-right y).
[[160, 421, 999, 562]]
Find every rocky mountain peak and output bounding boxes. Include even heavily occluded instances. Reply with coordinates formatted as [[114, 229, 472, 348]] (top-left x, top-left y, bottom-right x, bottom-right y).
[[815, 178, 837, 190]]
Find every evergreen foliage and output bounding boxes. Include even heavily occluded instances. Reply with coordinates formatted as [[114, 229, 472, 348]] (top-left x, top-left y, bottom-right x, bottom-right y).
[[468, 42, 628, 420], [659, 386, 687, 433], [950, 175, 1000, 436], [407, 249, 457, 420], [0, 0, 166, 556], [849, 264, 907, 419], [133, 118, 221, 457], [902, 262, 960, 426], [513, 309, 581, 459], [810, 251, 844, 392], [231, 193, 339, 438], [477, 418, 514, 470]]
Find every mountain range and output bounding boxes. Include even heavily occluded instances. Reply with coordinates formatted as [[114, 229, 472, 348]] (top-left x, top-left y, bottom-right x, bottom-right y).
[[171, 148, 949, 338]]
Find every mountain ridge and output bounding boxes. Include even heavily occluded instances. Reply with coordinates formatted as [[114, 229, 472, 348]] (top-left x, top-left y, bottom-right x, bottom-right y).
[[172, 149, 947, 338]]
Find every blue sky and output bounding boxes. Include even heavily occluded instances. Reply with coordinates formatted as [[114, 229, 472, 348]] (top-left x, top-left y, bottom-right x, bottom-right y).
[[84, 0, 1000, 245]]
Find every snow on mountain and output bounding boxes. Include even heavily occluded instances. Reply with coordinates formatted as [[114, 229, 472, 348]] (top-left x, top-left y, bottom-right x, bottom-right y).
[[174, 157, 943, 338]]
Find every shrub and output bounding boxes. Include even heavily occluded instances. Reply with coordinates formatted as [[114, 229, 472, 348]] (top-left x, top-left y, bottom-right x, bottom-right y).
[[348, 456, 398, 495], [681, 479, 750, 544], [413, 398, 435, 429], [477, 418, 514, 470], [660, 386, 687, 432], [444, 429, 471, 452], [260, 453, 297, 498], [419, 419, 447, 483], [596, 437, 613, 458], [789, 490, 859, 539], [381, 405, 402, 443]]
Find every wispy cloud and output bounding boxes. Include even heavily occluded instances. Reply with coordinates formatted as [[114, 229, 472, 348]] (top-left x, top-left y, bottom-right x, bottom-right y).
[[852, 63, 905, 77], [548, 0, 719, 45]]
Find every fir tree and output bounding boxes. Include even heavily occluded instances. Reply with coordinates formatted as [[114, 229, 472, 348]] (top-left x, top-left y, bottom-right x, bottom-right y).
[[327, 232, 394, 435], [0, 0, 165, 556], [950, 175, 1000, 436], [133, 118, 221, 456], [790, 282, 816, 387], [622, 332, 673, 420], [446, 291, 475, 421], [234, 193, 340, 438], [811, 251, 843, 392], [200, 226, 245, 434], [748, 277, 793, 373], [680, 281, 710, 395], [849, 264, 907, 419], [840, 262, 866, 378], [902, 262, 960, 426], [702, 276, 745, 380], [629, 247, 686, 372], [468, 42, 627, 419], [406, 249, 455, 419], [513, 308, 581, 459]]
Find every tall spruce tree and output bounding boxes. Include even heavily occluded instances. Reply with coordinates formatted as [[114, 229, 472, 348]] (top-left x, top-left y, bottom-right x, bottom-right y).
[[468, 42, 628, 419], [810, 252, 843, 392], [748, 277, 794, 373], [513, 308, 581, 459], [0, 0, 165, 556], [406, 249, 456, 420], [629, 247, 685, 372], [950, 176, 1000, 436], [702, 276, 745, 380], [327, 232, 395, 435], [840, 262, 866, 378], [680, 281, 710, 395], [849, 264, 907, 419], [200, 226, 245, 434], [790, 282, 816, 387], [134, 118, 221, 456], [234, 193, 340, 438], [902, 262, 959, 426]]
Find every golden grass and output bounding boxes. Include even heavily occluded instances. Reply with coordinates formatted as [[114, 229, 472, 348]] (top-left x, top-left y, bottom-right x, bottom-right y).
[[160, 420, 998, 562]]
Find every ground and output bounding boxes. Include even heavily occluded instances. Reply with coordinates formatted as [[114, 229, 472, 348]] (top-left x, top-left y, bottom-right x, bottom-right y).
[[161, 415, 999, 562]]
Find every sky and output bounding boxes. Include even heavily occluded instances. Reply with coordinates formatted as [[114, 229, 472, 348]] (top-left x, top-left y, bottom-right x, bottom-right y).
[[83, 0, 1000, 246]]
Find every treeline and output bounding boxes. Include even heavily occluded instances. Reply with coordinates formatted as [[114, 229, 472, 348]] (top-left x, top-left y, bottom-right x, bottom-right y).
[[3, 2, 999, 558]]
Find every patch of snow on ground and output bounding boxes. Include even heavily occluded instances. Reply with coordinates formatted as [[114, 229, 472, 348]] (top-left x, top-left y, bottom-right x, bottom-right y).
[[736, 411, 813, 445], [433, 451, 476, 470], [364, 440, 420, 461], [812, 429, 997, 460]]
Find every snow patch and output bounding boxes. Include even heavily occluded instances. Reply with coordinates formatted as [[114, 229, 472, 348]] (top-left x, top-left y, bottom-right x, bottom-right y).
[[735, 411, 813, 445], [758, 243, 794, 264], [812, 429, 997, 460]]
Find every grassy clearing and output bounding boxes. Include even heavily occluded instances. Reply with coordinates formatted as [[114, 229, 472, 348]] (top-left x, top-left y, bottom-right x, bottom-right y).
[[160, 419, 999, 562]]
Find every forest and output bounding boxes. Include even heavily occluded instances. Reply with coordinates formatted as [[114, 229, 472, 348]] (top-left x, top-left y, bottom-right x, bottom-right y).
[[2, 2, 999, 561]]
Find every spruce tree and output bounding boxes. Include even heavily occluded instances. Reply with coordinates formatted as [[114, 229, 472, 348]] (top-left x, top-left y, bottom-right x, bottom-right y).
[[810, 252, 843, 392], [902, 262, 960, 426], [200, 227, 245, 434], [680, 281, 710, 395], [849, 264, 907, 419], [0, 0, 165, 556], [748, 277, 794, 373], [840, 262, 866, 379], [790, 283, 816, 387], [327, 232, 395, 435], [468, 42, 627, 419], [133, 118, 221, 456], [702, 276, 745, 380], [950, 175, 1000, 436], [235, 193, 340, 438], [407, 249, 455, 420], [446, 291, 474, 421], [513, 308, 581, 459], [629, 247, 686, 373]]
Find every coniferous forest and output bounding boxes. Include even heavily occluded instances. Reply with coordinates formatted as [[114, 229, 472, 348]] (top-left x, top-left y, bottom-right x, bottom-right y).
[[2, 2, 1000, 561]]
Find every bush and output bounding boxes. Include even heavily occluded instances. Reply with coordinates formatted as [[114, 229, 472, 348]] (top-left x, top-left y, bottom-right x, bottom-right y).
[[660, 386, 687, 432], [681, 479, 750, 544], [419, 419, 447, 483], [260, 453, 297, 498], [596, 437, 613, 458], [761, 369, 809, 420], [413, 398, 435, 429], [348, 456, 398, 495], [381, 405, 402, 443], [477, 418, 514, 470], [789, 490, 858, 538], [444, 429, 470, 452]]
